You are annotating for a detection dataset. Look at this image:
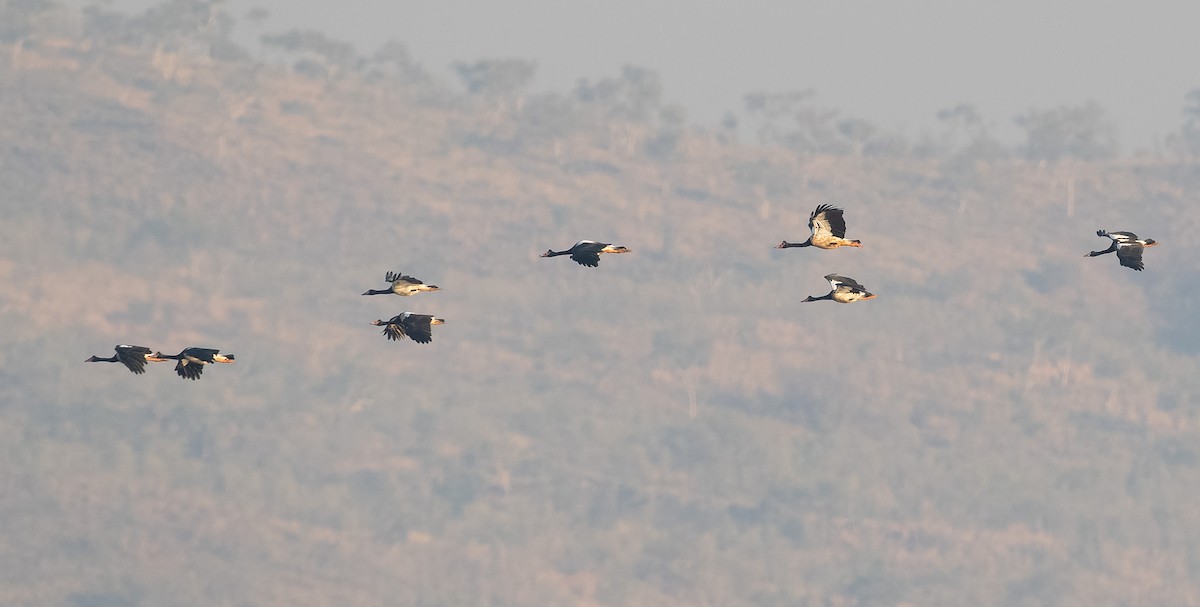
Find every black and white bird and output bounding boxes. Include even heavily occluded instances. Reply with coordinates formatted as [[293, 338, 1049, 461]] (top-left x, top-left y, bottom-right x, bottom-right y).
[[802, 274, 877, 303], [371, 313, 445, 344], [153, 347, 236, 380], [777, 204, 863, 250], [540, 240, 630, 267], [85, 345, 166, 375], [1085, 230, 1159, 271], [362, 271, 440, 296]]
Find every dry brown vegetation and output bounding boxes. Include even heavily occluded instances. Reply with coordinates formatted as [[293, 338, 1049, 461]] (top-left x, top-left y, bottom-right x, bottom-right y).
[[2, 4, 1200, 605]]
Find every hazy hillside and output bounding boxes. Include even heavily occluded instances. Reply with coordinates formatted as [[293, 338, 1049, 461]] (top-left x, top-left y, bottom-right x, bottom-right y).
[[3, 3, 1200, 606]]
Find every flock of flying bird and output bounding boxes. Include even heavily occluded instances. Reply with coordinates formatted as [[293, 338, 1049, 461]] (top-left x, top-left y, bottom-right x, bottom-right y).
[[85, 346, 234, 380], [86, 204, 1158, 380]]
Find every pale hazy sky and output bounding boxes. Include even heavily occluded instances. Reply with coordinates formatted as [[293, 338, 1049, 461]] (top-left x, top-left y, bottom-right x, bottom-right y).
[[95, 0, 1200, 150]]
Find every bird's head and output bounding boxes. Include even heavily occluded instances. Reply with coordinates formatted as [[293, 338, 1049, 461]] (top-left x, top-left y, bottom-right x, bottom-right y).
[[801, 296, 818, 303], [1143, 239, 1159, 247], [431, 318, 446, 325], [425, 285, 441, 291], [539, 250, 554, 258], [370, 320, 386, 326], [85, 355, 102, 362]]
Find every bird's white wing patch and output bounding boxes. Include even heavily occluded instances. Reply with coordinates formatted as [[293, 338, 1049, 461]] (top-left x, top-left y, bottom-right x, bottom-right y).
[[810, 215, 832, 238]]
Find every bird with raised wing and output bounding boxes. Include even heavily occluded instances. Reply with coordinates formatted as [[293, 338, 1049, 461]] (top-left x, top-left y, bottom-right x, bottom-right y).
[[371, 312, 445, 344], [153, 347, 236, 380], [777, 204, 862, 250], [85, 345, 166, 375], [540, 240, 630, 267], [1085, 230, 1158, 271], [802, 274, 877, 303], [362, 271, 441, 296]]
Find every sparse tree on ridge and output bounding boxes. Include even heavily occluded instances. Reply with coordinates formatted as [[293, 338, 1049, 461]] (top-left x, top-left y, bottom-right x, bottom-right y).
[[574, 65, 663, 122], [453, 58, 536, 128], [368, 39, 431, 87], [1014, 101, 1115, 216], [131, 0, 247, 60], [261, 29, 357, 80], [1014, 101, 1119, 163], [1168, 88, 1200, 159], [743, 89, 813, 146], [936, 103, 1008, 190], [837, 118, 877, 157], [645, 103, 686, 159], [936, 104, 987, 153], [0, 0, 57, 44], [453, 58, 535, 98], [718, 111, 739, 144], [81, 4, 135, 47], [744, 90, 854, 155], [572, 65, 666, 154]]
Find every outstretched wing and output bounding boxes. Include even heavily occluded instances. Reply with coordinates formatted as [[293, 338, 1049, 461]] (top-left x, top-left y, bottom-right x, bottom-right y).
[[381, 323, 407, 341], [1116, 243, 1145, 271], [175, 359, 205, 380], [571, 240, 605, 251], [824, 274, 865, 290], [184, 348, 220, 363], [570, 252, 601, 267], [401, 314, 435, 344], [809, 204, 848, 239], [115, 345, 151, 375], [1104, 231, 1139, 243]]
